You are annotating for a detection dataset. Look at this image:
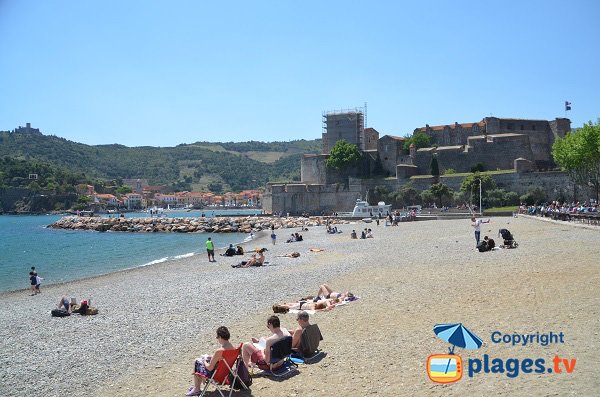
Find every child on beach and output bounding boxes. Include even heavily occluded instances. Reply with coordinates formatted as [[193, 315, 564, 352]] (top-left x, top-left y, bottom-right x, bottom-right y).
[[29, 271, 37, 296], [35, 273, 43, 294]]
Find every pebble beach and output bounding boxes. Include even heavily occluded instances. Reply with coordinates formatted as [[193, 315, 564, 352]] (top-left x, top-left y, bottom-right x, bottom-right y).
[[1, 216, 598, 396]]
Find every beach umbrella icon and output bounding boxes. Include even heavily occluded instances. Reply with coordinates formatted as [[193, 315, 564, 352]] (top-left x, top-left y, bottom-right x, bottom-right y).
[[433, 323, 482, 354]]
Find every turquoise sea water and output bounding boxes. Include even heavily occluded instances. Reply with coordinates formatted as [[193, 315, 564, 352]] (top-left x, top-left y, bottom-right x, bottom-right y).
[[0, 210, 258, 293]]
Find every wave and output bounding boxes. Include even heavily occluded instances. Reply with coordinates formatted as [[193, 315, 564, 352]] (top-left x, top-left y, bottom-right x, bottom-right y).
[[139, 252, 196, 267]]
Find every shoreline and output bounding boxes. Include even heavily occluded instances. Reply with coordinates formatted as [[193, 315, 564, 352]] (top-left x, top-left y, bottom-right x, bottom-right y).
[[1, 217, 598, 396], [0, 230, 269, 297]]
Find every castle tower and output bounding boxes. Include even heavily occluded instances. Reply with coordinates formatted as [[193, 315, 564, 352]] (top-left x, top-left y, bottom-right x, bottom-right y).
[[322, 107, 365, 154]]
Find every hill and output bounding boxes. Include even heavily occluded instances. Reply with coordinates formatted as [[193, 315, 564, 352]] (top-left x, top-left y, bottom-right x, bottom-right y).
[[0, 128, 321, 192]]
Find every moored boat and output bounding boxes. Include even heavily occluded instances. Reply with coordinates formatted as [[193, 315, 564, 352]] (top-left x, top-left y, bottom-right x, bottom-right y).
[[338, 199, 392, 218]]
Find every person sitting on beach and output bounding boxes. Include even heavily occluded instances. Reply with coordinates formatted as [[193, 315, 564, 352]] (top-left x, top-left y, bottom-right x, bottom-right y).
[[222, 244, 237, 257], [286, 233, 296, 243], [242, 315, 290, 370], [272, 298, 338, 314], [360, 230, 366, 239], [235, 246, 244, 255], [57, 296, 72, 314], [483, 236, 496, 251], [291, 310, 316, 351], [294, 232, 303, 241], [350, 230, 357, 239], [186, 326, 236, 396], [365, 229, 373, 238], [238, 248, 266, 268]]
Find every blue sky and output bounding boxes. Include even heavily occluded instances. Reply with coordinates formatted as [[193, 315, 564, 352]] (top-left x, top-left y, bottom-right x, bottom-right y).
[[0, 0, 598, 147]]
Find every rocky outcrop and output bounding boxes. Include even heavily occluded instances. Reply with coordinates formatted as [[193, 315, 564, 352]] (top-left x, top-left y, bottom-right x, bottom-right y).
[[47, 215, 350, 233]]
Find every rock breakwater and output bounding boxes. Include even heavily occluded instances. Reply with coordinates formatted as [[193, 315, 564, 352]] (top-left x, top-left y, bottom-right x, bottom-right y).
[[47, 215, 349, 233]]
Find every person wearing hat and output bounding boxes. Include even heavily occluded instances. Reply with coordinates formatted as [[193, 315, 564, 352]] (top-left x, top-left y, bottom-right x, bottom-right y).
[[222, 244, 236, 257]]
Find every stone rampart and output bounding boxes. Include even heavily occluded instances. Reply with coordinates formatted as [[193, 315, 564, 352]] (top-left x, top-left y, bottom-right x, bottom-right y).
[[406, 171, 575, 200], [48, 215, 351, 233]]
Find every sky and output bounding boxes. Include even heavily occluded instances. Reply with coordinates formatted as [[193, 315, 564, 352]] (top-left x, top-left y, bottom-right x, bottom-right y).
[[0, 0, 598, 147]]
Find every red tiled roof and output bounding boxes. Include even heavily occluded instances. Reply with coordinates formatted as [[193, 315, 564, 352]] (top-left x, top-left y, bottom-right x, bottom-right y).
[[419, 120, 485, 132]]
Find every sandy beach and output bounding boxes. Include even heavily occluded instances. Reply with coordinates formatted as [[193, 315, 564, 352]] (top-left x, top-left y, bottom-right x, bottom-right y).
[[1, 216, 598, 397]]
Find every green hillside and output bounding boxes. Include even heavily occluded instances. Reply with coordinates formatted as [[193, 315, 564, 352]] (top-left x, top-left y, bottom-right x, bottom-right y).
[[0, 129, 321, 192]]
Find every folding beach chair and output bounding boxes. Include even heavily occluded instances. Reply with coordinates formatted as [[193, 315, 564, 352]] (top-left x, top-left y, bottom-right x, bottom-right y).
[[258, 336, 298, 377], [291, 324, 324, 364], [193, 343, 249, 397]]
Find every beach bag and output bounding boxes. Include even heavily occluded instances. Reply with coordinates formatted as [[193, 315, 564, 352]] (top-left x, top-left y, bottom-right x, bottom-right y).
[[229, 357, 252, 388], [51, 309, 70, 317]]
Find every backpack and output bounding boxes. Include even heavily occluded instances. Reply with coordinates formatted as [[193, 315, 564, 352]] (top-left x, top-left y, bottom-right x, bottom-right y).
[[230, 357, 252, 388], [51, 309, 70, 317]]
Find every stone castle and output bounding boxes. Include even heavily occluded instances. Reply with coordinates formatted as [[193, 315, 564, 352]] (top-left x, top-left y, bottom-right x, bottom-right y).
[[263, 108, 572, 214]]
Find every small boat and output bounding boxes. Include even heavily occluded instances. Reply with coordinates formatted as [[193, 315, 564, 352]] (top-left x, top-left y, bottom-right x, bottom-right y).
[[338, 199, 392, 218]]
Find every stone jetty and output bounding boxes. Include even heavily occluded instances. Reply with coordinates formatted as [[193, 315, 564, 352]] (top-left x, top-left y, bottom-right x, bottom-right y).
[[47, 215, 350, 233]]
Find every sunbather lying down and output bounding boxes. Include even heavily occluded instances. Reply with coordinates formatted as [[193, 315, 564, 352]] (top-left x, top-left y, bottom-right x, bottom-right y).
[[276, 252, 300, 258], [314, 283, 356, 301], [272, 298, 339, 314]]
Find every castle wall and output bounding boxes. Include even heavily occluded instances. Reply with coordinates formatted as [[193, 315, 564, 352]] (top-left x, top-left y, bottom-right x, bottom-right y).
[[301, 155, 328, 184], [364, 128, 379, 151], [378, 136, 405, 176], [405, 171, 577, 201], [413, 134, 534, 174], [262, 183, 364, 215]]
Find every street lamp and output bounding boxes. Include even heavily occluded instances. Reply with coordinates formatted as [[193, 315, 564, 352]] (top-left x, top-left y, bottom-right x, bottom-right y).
[[478, 179, 482, 216], [470, 178, 482, 215]]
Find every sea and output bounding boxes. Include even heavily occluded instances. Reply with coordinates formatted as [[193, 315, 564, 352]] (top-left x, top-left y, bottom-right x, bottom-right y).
[[0, 209, 260, 293]]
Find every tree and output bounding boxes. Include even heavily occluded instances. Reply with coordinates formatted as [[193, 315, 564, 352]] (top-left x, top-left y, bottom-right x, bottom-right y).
[[430, 154, 440, 182], [326, 140, 362, 170], [520, 186, 547, 206], [430, 182, 453, 207], [403, 132, 431, 152], [390, 184, 421, 207], [460, 173, 496, 208], [367, 186, 390, 205], [115, 186, 132, 195], [470, 162, 485, 173], [552, 120, 600, 201], [420, 189, 435, 206]]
